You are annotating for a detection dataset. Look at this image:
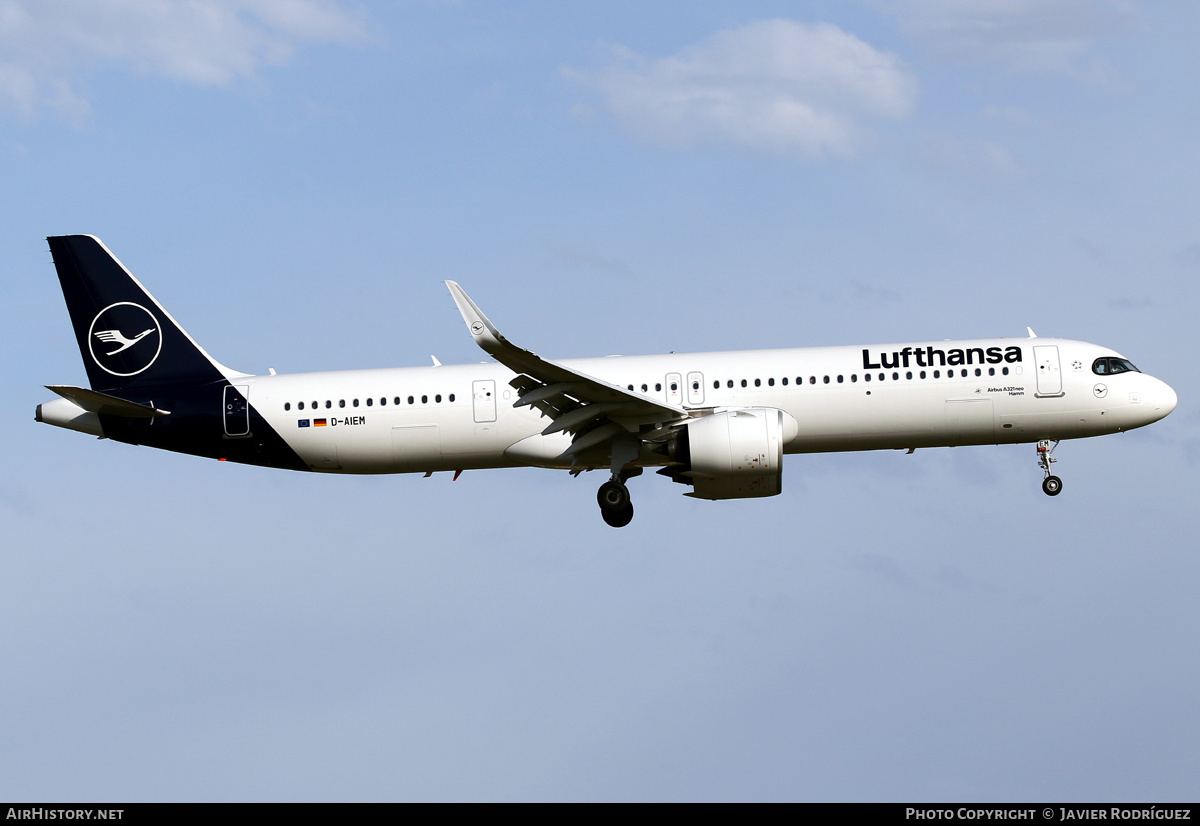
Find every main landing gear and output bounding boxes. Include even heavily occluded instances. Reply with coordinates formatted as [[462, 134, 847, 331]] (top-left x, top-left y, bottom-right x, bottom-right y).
[[597, 477, 634, 528], [1037, 439, 1063, 496]]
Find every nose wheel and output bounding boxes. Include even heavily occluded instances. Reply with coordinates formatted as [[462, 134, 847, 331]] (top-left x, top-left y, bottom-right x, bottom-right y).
[[597, 479, 634, 527], [1037, 439, 1063, 496]]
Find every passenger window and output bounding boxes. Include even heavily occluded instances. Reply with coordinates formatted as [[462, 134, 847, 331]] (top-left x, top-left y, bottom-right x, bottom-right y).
[[296, 402, 302, 411], [754, 379, 761, 387], [823, 376, 830, 384], [961, 369, 968, 377], [920, 371, 926, 379], [988, 368, 995, 376], [906, 371, 912, 380], [366, 398, 373, 407], [728, 380, 734, 388], [421, 395, 428, 404], [878, 373, 885, 381], [408, 396, 414, 404], [656, 383, 662, 392], [768, 378, 775, 386], [353, 399, 359, 407], [851, 374, 858, 383], [865, 373, 872, 382], [892, 372, 899, 381], [782, 377, 788, 386], [340, 400, 346, 408], [934, 370, 941, 378], [325, 400, 331, 409], [380, 397, 386, 406], [974, 368, 982, 377], [449, 394, 455, 402], [394, 397, 401, 405], [671, 382, 678, 391], [1002, 367, 1009, 375], [641, 384, 648, 392], [837, 375, 844, 383], [436, 394, 442, 403], [809, 376, 816, 385], [692, 381, 699, 390], [741, 380, 747, 387], [713, 381, 719, 389]]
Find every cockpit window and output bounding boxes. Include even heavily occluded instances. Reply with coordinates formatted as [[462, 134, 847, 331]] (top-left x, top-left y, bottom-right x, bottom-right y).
[[1092, 357, 1140, 375]]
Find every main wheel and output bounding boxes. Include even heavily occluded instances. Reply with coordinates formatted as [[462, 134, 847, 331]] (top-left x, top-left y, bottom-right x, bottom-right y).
[[602, 503, 634, 528], [1042, 475, 1063, 496], [597, 480, 631, 513]]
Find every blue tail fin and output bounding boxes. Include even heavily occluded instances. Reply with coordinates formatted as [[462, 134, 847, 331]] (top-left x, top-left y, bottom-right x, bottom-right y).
[[47, 235, 233, 392]]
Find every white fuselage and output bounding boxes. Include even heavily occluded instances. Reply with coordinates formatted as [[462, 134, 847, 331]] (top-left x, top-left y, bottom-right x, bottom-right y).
[[241, 337, 1177, 474]]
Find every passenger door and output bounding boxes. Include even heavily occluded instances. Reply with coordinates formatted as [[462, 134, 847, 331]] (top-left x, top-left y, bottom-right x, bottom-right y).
[[223, 385, 250, 436], [1033, 345, 1063, 397]]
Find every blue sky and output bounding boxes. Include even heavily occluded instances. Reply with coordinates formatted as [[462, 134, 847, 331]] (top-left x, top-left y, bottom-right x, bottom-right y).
[[3, 0, 1198, 801]]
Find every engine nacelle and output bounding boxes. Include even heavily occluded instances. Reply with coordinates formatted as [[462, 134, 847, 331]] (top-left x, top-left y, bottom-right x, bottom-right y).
[[681, 408, 796, 500]]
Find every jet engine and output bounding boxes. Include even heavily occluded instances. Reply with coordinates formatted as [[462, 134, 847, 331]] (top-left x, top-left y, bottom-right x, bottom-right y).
[[664, 408, 797, 500]]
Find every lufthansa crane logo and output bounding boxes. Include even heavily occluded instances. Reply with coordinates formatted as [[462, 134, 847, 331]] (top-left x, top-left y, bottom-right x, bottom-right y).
[[87, 302, 162, 376]]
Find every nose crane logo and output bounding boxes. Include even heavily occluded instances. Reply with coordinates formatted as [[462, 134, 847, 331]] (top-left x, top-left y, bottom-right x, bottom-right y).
[[87, 302, 163, 377]]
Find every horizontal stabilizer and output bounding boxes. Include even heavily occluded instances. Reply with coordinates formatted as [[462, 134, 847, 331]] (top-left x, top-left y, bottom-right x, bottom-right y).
[[46, 385, 170, 418]]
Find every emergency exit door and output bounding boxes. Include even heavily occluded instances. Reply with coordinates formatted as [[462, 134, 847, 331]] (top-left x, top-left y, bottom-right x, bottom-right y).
[[665, 373, 682, 406], [472, 379, 497, 422]]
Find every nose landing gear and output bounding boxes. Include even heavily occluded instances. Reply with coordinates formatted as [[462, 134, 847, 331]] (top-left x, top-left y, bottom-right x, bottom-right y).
[[597, 478, 634, 528], [1037, 439, 1062, 496]]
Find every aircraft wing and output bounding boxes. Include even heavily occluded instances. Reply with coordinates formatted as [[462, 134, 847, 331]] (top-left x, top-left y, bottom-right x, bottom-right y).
[[445, 281, 687, 458]]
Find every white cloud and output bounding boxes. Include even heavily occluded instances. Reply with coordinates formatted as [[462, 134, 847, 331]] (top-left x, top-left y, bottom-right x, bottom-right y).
[[0, 0, 364, 118], [570, 19, 917, 157], [892, 0, 1138, 80]]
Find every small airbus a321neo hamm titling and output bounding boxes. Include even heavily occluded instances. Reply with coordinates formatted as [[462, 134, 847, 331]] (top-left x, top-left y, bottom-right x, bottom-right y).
[[38, 236, 1177, 527]]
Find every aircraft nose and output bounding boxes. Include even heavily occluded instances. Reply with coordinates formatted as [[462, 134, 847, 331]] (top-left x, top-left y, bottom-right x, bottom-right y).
[[1157, 380, 1178, 417], [1147, 376, 1177, 420]]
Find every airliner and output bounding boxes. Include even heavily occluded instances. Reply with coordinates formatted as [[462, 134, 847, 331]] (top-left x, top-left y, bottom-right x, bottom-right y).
[[37, 235, 1177, 527]]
